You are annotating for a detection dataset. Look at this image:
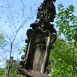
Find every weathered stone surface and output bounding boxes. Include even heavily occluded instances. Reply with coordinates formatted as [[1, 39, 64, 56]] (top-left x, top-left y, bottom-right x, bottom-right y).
[[17, 0, 56, 77]]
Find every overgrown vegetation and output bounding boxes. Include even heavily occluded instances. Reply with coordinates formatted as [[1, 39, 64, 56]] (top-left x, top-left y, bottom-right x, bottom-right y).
[[49, 4, 77, 77]]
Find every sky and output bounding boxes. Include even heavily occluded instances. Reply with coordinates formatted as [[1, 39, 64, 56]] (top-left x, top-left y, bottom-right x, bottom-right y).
[[0, 0, 77, 67]]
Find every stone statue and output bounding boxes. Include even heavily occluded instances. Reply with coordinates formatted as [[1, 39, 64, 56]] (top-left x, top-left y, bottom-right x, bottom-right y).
[[17, 0, 57, 77]]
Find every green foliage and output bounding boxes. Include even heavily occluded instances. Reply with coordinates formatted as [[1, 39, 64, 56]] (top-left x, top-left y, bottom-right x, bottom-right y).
[[0, 68, 5, 77], [5, 59, 25, 77], [0, 34, 7, 48], [0, 34, 4, 47], [19, 47, 26, 54], [49, 38, 77, 77], [49, 4, 77, 77], [56, 4, 77, 41]]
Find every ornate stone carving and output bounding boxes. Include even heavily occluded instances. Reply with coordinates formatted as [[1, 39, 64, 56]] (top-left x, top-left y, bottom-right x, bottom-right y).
[[17, 0, 57, 77]]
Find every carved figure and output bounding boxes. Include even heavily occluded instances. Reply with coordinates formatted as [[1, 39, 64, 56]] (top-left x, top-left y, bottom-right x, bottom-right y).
[[17, 0, 57, 77]]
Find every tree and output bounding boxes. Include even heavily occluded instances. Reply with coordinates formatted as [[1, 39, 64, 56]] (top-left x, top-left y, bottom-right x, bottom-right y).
[[56, 4, 77, 42], [5, 56, 25, 77], [0, 0, 39, 77], [0, 33, 7, 65], [49, 38, 73, 77], [49, 4, 77, 77], [0, 34, 5, 47], [0, 68, 5, 77]]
